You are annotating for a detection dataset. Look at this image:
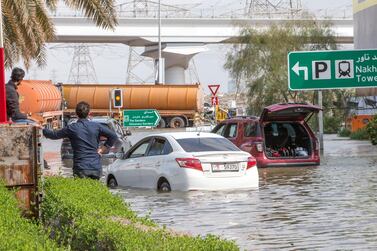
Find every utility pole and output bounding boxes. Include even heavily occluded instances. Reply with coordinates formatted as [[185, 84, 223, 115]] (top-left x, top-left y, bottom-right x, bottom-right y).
[[0, 0, 7, 123], [156, 0, 165, 84], [318, 91, 324, 154]]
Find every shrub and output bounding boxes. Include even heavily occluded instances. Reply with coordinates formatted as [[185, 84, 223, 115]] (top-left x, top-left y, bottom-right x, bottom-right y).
[[350, 128, 369, 140], [0, 182, 61, 251], [324, 116, 343, 134], [42, 177, 238, 251], [338, 128, 351, 137], [367, 115, 377, 145]]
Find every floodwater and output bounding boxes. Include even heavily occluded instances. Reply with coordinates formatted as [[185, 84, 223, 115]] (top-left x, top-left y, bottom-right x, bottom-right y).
[[45, 134, 377, 250]]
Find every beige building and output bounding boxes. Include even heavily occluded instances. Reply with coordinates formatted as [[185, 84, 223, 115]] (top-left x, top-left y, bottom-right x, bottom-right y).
[[354, 0, 377, 96]]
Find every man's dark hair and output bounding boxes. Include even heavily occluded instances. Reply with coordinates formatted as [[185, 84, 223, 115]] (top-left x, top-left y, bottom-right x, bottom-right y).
[[76, 101, 90, 119], [11, 67, 25, 82]]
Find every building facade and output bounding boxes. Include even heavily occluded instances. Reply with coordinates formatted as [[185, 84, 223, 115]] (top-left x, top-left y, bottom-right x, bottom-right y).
[[354, 0, 377, 96]]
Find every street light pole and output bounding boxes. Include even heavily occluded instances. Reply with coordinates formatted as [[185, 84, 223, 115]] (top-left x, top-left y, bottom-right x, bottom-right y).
[[0, 0, 7, 123], [157, 0, 164, 84]]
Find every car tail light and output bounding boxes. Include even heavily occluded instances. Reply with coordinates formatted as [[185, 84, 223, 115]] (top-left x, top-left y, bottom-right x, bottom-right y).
[[256, 142, 263, 152], [176, 158, 203, 171], [247, 156, 257, 169], [315, 139, 319, 151]]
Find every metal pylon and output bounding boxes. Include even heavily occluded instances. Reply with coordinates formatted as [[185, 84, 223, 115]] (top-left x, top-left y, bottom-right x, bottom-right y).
[[126, 47, 154, 84], [187, 58, 200, 84], [67, 44, 98, 84], [244, 0, 302, 18]]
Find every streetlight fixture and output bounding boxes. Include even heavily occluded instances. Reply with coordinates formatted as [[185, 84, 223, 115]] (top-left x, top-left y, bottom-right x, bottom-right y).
[[156, 0, 165, 84]]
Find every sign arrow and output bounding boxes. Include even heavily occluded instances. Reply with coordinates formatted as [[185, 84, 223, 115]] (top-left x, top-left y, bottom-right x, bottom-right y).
[[292, 62, 308, 80], [153, 110, 161, 127]]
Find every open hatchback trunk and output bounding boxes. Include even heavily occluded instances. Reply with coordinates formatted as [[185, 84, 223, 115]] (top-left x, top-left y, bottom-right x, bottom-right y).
[[260, 103, 321, 159]]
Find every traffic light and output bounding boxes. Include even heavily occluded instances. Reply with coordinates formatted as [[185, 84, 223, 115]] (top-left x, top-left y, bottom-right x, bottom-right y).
[[113, 89, 123, 108]]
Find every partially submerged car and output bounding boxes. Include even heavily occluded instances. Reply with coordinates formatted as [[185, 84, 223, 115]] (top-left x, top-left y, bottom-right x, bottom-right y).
[[106, 132, 259, 191], [211, 103, 321, 168]]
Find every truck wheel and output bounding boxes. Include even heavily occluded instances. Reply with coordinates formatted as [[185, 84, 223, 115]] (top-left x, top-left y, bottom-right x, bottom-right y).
[[158, 118, 166, 128], [170, 117, 185, 128]]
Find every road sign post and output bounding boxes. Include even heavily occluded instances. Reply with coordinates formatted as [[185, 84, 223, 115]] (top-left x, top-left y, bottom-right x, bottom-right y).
[[208, 84, 220, 123], [123, 109, 161, 127], [288, 49, 377, 90]]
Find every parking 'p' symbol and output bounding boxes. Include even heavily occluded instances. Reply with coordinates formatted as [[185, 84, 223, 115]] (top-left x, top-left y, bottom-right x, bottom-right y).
[[312, 60, 331, 80]]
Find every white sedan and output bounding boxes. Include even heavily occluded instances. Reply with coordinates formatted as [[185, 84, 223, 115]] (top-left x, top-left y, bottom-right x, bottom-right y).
[[106, 132, 259, 191]]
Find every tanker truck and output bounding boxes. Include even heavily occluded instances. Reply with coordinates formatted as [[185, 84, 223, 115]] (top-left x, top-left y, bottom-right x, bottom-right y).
[[18, 80, 63, 128], [62, 84, 203, 128]]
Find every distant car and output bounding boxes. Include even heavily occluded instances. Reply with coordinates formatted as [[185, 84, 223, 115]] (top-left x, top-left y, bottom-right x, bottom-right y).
[[106, 132, 259, 191], [60, 117, 132, 159], [211, 103, 321, 168]]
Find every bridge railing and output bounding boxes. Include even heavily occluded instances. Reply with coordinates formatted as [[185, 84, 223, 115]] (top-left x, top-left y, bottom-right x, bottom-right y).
[[49, 4, 353, 20]]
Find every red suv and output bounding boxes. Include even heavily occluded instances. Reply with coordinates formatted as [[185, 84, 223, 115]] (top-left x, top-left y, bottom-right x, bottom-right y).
[[211, 103, 321, 168]]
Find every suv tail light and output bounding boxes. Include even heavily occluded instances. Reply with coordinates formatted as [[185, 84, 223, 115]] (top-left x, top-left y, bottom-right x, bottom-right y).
[[315, 139, 319, 151], [256, 142, 263, 152], [247, 156, 257, 169], [176, 158, 203, 171]]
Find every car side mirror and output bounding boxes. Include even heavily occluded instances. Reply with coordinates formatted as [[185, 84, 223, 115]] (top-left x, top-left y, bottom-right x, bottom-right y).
[[123, 129, 132, 136], [115, 152, 125, 159]]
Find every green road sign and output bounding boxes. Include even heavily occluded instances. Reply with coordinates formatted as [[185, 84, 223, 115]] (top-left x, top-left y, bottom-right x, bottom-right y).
[[123, 109, 161, 127], [288, 49, 377, 90]]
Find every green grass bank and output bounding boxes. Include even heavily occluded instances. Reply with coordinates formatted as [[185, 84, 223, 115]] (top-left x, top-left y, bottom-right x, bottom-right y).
[[1, 177, 239, 250]]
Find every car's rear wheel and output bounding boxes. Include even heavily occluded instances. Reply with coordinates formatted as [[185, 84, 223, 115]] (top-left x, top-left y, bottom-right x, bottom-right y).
[[107, 175, 118, 189], [157, 179, 171, 192]]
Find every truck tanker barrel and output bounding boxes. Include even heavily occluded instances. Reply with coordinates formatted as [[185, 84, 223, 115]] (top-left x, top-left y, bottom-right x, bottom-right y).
[[18, 80, 62, 113], [62, 84, 203, 128], [17, 80, 63, 127], [62, 84, 202, 111]]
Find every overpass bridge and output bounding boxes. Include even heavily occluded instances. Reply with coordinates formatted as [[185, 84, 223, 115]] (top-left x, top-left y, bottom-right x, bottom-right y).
[[52, 17, 353, 45], [51, 16, 353, 83]]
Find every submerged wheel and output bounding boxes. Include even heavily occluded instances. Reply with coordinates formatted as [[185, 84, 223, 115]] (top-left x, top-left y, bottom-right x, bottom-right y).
[[157, 179, 171, 192], [169, 117, 185, 128], [107, 176, 118, 189]]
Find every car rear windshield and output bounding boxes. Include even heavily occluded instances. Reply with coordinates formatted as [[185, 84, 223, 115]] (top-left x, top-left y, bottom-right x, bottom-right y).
[[176, 137, 239, 152]]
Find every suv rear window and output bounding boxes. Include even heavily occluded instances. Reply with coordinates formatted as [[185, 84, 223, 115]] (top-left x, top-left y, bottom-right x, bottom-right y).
[[224, 123, 237, 138], [244, 122, 259, 137], [176, 138, 239, 152]]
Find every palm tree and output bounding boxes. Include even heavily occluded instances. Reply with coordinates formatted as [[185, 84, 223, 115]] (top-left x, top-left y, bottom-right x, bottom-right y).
[[2, 0, 117, 68]]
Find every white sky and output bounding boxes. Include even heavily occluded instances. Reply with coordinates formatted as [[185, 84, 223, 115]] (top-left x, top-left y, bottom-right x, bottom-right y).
[[11, 0, 352, 94]]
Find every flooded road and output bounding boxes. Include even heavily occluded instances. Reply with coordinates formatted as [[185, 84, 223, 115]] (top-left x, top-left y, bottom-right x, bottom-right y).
[[45, 135, 377, 250]]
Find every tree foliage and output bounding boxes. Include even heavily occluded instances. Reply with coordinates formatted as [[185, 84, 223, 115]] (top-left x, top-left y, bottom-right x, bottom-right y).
[[225, 19, 354, 126], [3, 0, 118, 68]]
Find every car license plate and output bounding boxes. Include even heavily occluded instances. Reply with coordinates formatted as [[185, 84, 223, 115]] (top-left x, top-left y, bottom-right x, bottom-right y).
[[211, 163, 239, 172]]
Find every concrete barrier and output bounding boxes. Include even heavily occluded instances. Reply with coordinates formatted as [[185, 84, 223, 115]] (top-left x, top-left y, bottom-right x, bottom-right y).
[[0, 124, 42, 218]]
